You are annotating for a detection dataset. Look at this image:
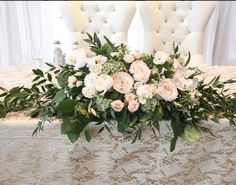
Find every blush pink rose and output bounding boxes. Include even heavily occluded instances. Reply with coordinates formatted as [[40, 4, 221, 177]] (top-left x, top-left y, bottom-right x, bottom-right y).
[[157, 79, 178, 101], [125, 93, 136, 102], [129, 60, 151, 83], [112, 72, 134, 94], [123, 54, 135, 63], [128, 100, 140, 112], [111, 100, 125, 112]]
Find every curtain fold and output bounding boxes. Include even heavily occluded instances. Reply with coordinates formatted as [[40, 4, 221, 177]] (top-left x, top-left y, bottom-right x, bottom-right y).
[[204, 1, 236, 66], [0, 1, 236, 67], [0, 1, 55, 67]]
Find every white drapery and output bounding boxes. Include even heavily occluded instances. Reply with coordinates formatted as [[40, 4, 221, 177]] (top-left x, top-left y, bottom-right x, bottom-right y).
[[0, 1, 236, 67], [0, 1, 56, 67], [204, 1, 236, 66]]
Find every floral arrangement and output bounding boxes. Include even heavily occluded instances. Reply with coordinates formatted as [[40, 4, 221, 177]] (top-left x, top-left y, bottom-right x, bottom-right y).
[[0, 33, 236, 151]]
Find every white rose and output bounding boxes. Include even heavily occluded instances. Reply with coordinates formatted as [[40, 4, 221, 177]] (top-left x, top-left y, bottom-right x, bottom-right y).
[[123, 54, 135, 63], [153, 51, 168, 65], [157, 79, 178, 101], [75, 49, 87, 68], [136, 84, 157, 104], [68, 76, 77, 88], [84, 73, 98, 87], [94, 74, 113, 92], [112, 72, 134, 94], [129, 60, 151, 83], [111, 100, 125, 112], [86, 56, 103, 74], [132, 52, 144, 60], [95, 55, 107, 65], [174, 76, 198, 91], [82, 86, 97, 99], [88, 64, 102, 74]]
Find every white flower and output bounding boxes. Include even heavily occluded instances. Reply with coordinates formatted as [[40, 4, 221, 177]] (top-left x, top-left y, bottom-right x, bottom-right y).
[[134, 82, 143, 89], [153, 51, 168, 65], [123, 54, 135, 63], [82, 86, 97, 98], [136, 84, 157, 104], [95, 55, 107, 65], [157, 79, 178, 101], [111, 52, 119, 57], [75, 72, 83, 76], [173, 74, 198, 91], [111, 100, 125, 112], [86, 56, 104, 74], [68, 76, 77, 88], [173, 59, 183, 71], [132, 52, 144, 60], [84, 73, 98, 87], [129, 60, 151, 83], [112, 72, 134, 94], [76, 81, 83, 87], [75, 49, 87, 68], [94, 74, 113, 92], [128, 100, 140, 112], [88, 64, 102, 74]]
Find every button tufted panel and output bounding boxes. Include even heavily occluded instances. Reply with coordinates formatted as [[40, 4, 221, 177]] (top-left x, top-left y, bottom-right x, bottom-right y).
[[139, 1, 216, 66], [59, 1, 136, 50]]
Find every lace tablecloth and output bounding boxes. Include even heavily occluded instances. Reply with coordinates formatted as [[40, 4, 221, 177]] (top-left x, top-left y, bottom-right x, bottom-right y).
[[0, 65, 236, 185]]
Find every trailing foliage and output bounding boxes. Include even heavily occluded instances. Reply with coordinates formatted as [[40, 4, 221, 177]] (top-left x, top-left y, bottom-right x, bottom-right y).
[[0, 33, 236, 152]]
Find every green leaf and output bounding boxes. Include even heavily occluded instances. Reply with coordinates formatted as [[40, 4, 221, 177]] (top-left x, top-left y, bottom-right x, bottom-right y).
[[104, 36, 115, 50], [37, 79, 47, 85], [33, 76, 41, 82], [47, 73, 52, 81], [58, 99, 77, 116], [139, 113, 151, 122], [56, 71, 70, 88], [129, 115, 138, 126], [53, 89, 66, 103], [61, 118, 74, 134], [67, 132, 80, 143], [84, 129, 91, 142], [45, 62, 55, 68], [9, 86, 23, 94], [32, 69, 44, 77], [94, 32, 101, 48], [0, 92, 8, 97], [185, 51, 191, 66], [132, 128, 142, 143], [170, 136, 178, 152], [116, 108, 129, 132]]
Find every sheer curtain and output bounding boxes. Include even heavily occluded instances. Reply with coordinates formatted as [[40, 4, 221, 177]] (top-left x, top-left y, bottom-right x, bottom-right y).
[[204, 1, 236, 66], [0, 1, 56, 67], [0, 1, 236, 67]]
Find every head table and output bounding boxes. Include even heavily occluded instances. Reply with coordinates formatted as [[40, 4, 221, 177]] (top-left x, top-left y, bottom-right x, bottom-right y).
[[0, 65, 236, 185]]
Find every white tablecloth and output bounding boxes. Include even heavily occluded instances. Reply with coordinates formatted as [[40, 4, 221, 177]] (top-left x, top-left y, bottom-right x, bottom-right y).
[[0, 65, 236, 185]]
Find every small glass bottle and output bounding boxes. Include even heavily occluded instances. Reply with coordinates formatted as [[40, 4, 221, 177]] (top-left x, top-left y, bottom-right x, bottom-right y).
[[53, 40, 64, 65]]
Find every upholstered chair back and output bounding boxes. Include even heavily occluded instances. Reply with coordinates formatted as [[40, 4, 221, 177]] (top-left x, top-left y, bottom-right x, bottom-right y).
[[60, 1, 136, 49], [139, 1, 216, 66]]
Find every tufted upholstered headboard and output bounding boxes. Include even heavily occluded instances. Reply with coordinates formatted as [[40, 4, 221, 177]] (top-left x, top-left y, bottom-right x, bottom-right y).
[[59, 1, 136, 50], [139, 1, 216, 66]]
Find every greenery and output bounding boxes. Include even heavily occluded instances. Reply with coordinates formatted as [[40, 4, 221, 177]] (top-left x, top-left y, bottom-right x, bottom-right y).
[[0, 32, 236, 152]]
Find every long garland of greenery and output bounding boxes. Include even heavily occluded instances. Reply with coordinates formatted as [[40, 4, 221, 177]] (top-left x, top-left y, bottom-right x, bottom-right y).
[[0, 33, 236, 151]]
